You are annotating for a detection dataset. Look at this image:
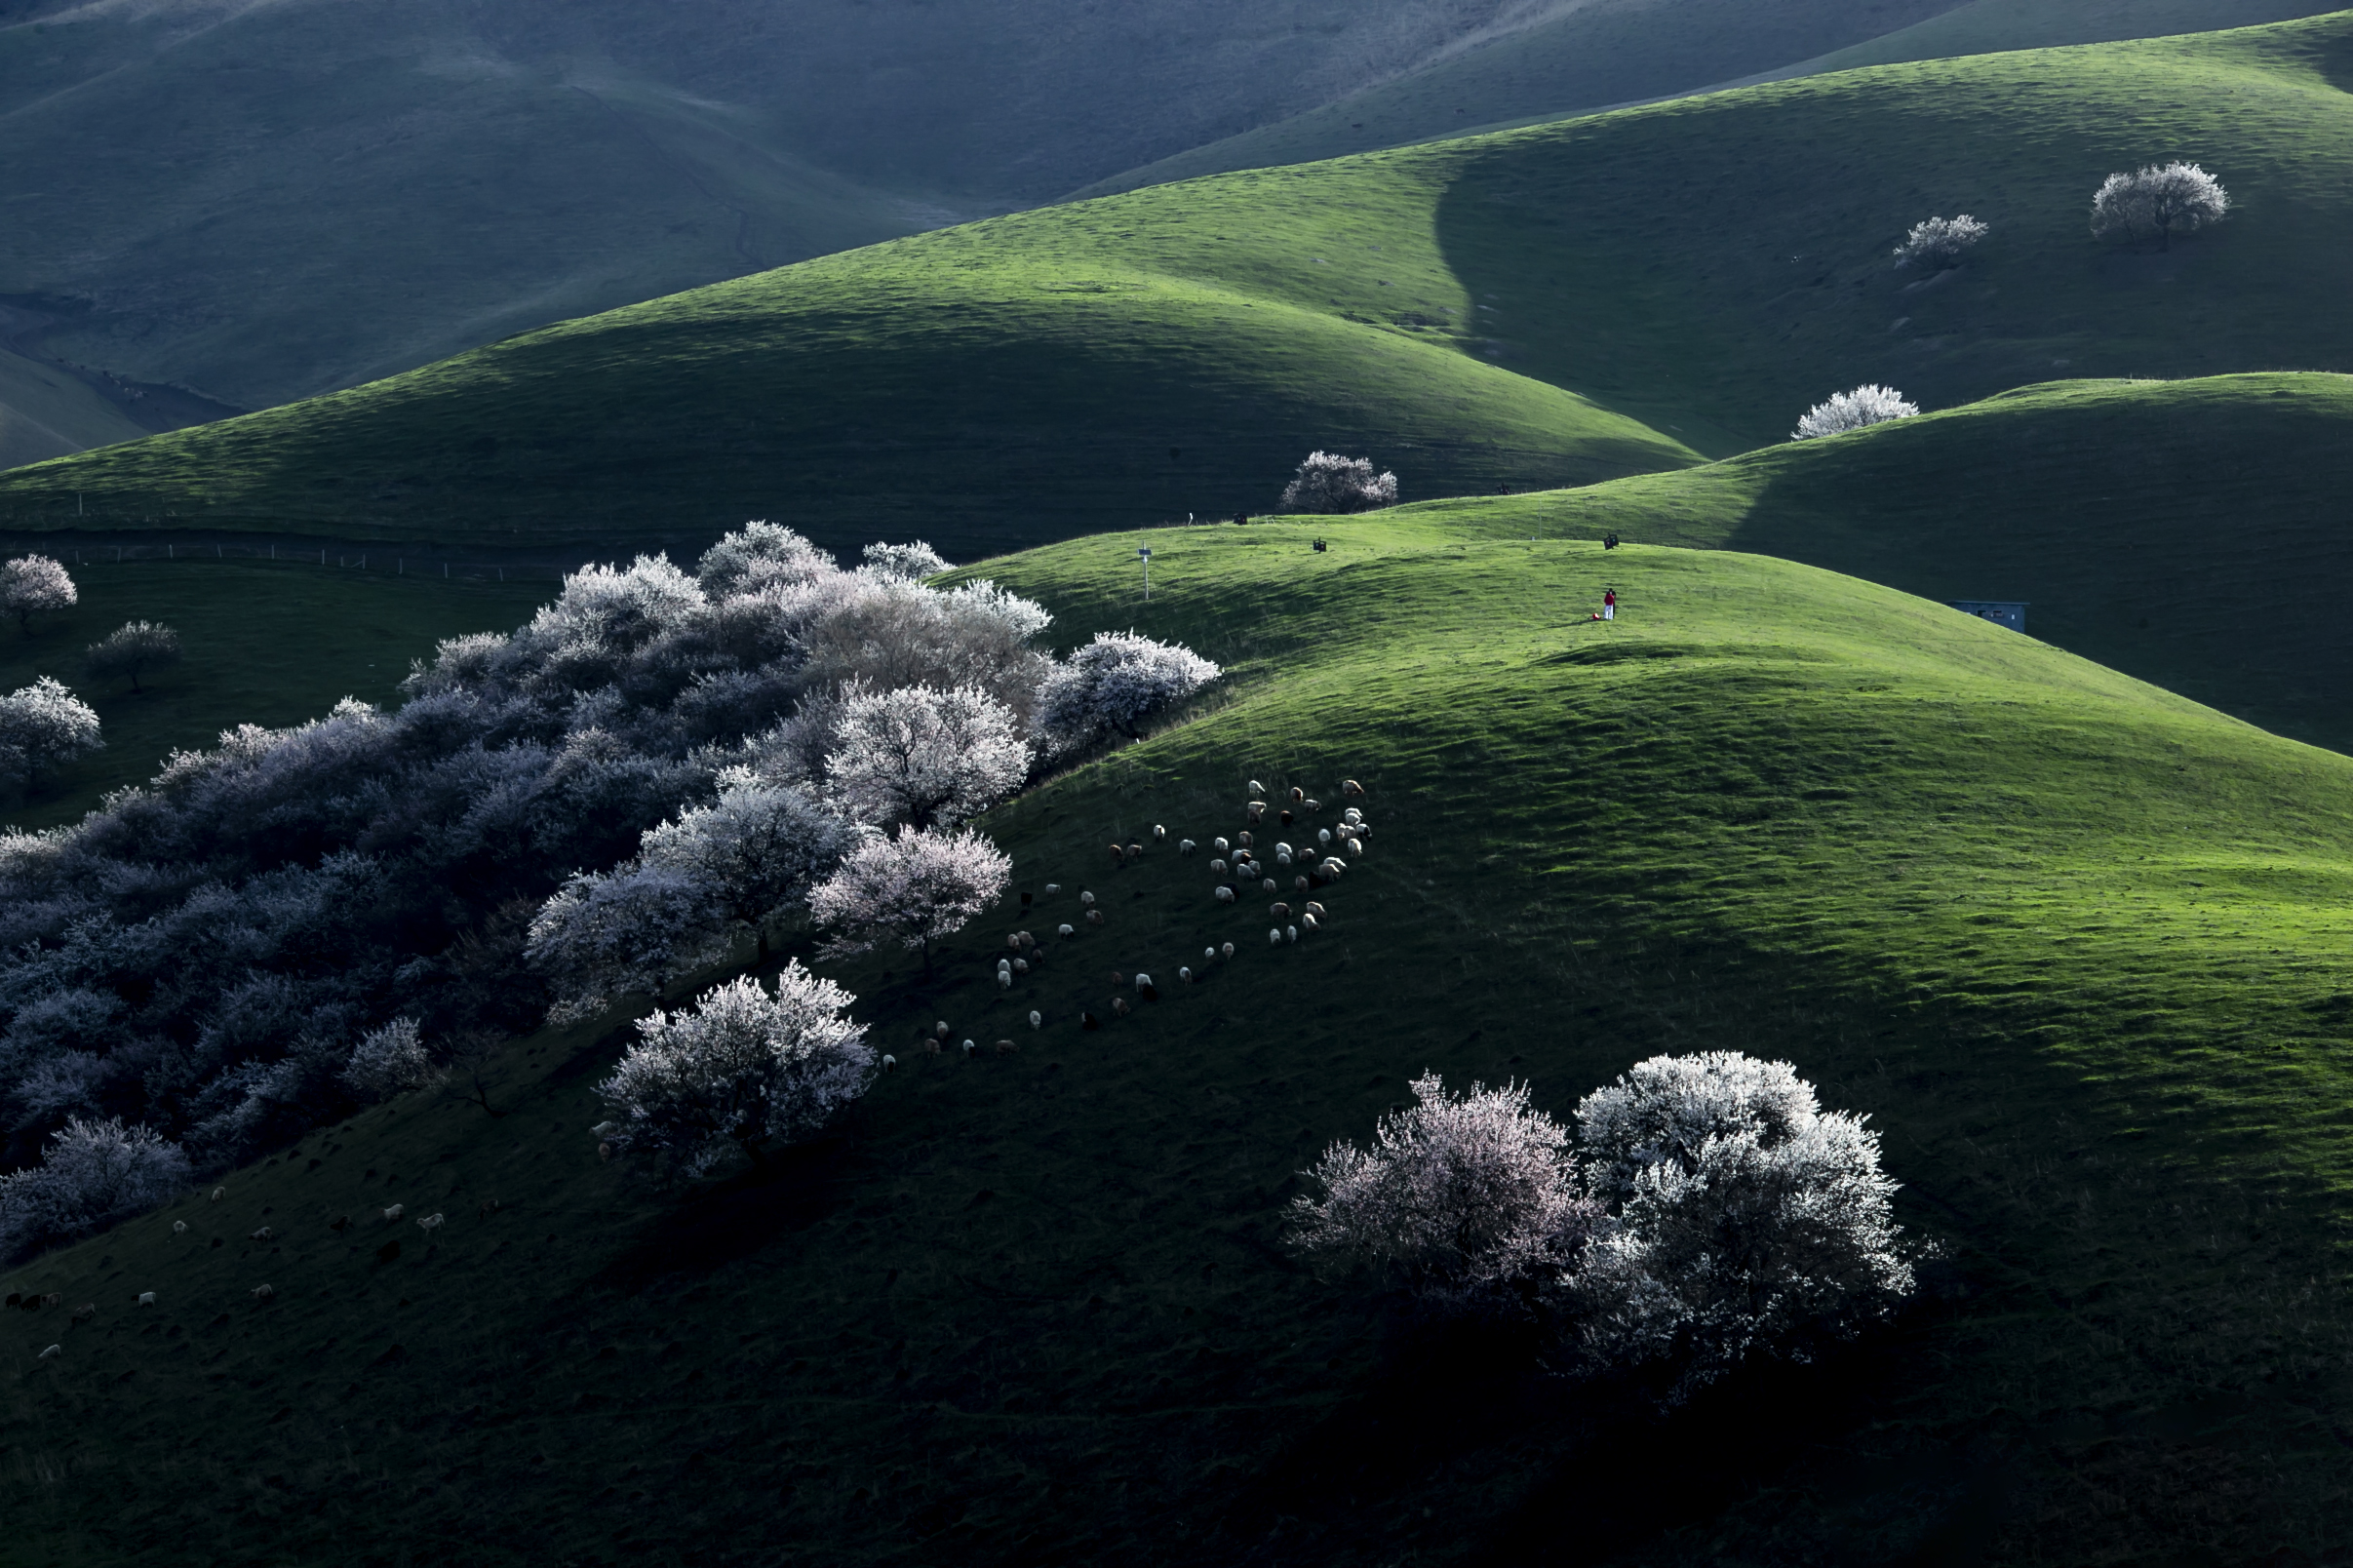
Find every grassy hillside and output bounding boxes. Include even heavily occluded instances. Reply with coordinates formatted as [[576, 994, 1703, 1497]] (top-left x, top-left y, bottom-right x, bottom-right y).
[[0, 346, 150, 472], [0, 561, 550, 830], [6, 516, 2353, 1562], [1393, 372, 2353, 755], [6, 14, 2353, 555], [1788, 0, 2352, 79]]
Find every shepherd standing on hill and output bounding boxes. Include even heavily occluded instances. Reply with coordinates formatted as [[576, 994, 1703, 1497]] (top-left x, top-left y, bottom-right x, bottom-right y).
[[1603, 588, 1617, 621]]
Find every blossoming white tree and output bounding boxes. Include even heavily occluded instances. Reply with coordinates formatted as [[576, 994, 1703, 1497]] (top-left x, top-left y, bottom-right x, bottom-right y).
[[340, 1017, 446, 1099], [1280, 451, 1398, 514], [807, 824, 1009, 971], [1567, 1052, 1919, 1399], [1288, 1072, 1603, 1313], [0, 677, 102, 787], [83, 620, 182, 694], [1893, 214, 1988, 269], [592, 967, 874, 1178], [1792, 384, 1919, 441], [2091, 162, 2228, 251], [824, 684, 1031, 830], [1, 555, 76, 635], [529, 774, 855, 1021], [0, 1117, 189, 1260], [860, 541, 953, 581], [694, 519, 838, 595], [1037, 631, 1220, 752]]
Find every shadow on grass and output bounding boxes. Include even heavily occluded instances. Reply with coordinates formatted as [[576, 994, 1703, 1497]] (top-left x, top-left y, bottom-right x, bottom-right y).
[[590, 1133, 851, 1295]]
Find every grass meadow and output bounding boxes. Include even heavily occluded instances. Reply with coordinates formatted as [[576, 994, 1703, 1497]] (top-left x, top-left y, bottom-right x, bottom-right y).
[[4, 517, 2352, 1562]]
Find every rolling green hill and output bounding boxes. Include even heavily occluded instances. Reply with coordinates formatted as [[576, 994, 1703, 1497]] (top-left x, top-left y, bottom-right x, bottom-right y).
[[5, 14, 2352, 558], [1395, 372, 2353, 755], [5, 515, 2353, 1563]]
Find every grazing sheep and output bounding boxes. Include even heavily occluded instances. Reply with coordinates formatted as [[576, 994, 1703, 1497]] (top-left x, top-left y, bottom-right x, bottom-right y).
[[1213, 837, 1230, 855], [1215, 886, 1236, 904], [1029, 1009, 1042, 1029], [250, 1227, 274, 1241], [1236, 831, 1254, 848], [1343, 806, 1363, 825], [1286, 924, 1299, 943], [1059, 922, 1077, 936], [1126, 842, 1145, 861], [1139, 980, 1159, 1001], [1318, 828, 1333, 846], [1006, 933, 1025, 951], [1305, 901, 1327, 918], [1304, 798, 1321, 812], [882, 1054, 898, 1073], [962, 1039, 979, 1057], [1154, 825, 1167, 842], [1275, 846, 1294, 866], [1270, 901, 1292, 919], [1261, 879, 1278, 894], [997, 969, 1013, 991], [935, 1020, 953, 1040], [922, 1038, 942, 1054], [70, 1302, 95, 1324], [1045, 882, 1061, 893], [1180, 839, 1196, 854], [1080, 889, 1096, 907], [251, 1284, 274, 1303], [1222, 941, 1236, 960], [1342, 779, 1365, 797], [1082, 1012, 1102, 1031], [415, 1214, 445, 1234], [1279, 809, 1294, 827], [1108, 969, 1126, 987], [1245, 802, 1266, 823], [42, 1293, 60, 1308], [1204, 946, 1218, 961], [1013, 958, 1030, 974], [1289, 787, 1304, 804], [382, 1204, 405, 1223], [137, 1292, 156, 1307], [1248, 779, 1266, 796], [36, 1345, 59, 1360], [172, 1221, 187, 1235], [1178, 966, 1195, 983], [1086, 908, 1105, 926], [1268, 928, 1282, 947], [1113, 998, 1131, 1018], [995, 1039, 1018, 1055], [1294, 875, 1311, 893], [1209, 858, 1228, 876], [210, 1187, 225, 1202], [1302, 913, 1321, 932], [1108, 843, 1124, 865], [1346, 838, 1363, 856]]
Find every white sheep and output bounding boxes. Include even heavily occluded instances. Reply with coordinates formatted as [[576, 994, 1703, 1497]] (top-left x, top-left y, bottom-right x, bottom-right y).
[[382, 1204, 405, 1223], [1286, 924, 1299, 943], [1154, 825, 1167, 842], [1302, 913, 1320, 932], [1213, 837, 1230, 855], [1342, 779, 1365, 798], [1079, 890, 1096, 907], [210, 1187, 225, 1202], [997, 969, 1013, 991], [250, 1226, 274, 1241], [415, 1214, 445, 1233], [1215, 886, 1235, 904], [1058, 922, 1076, 937], [935, 1020, 952, 1038], [1345, 838, 1363, 857], [1276, 846, 1294, 865], [1249, 779, 1266, 796], [961, 1039, 978, 1057], [251, 1284, 274, 1302], [1085, 908, 1105, 925], [1013, 958, 1030, 974], [1268, 927, 1282, 947], [1029, 1010, 1042, 1029], [1203, 946, 1218, 961], [1178, 966, 1194, 983], [882, 1054, 898, 1072], [137, 1291, 156, 1307], [1044, 882, 1061, 893], [1209, 858, 1227, 876], [36, 1344, 59, 1360], [1134, 973, 1153, 993], [1222, 941, 1236, 959], [1179, 839, 1196, 855], [1318, 828, 1333, 846], [172, 1221, 187, 1235], [1261, 878, 1277, 894], [1343, 806, 1363, 826]]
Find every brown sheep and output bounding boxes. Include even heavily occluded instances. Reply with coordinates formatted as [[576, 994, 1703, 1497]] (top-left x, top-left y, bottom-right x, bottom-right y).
[[1342, 779, 1365, 797], [1113, 998, 1131, 1017], [1125, 843, 1143, 860], [1289, 786, 1305, 804], [1270, 901, 1292, 921], [1295, 875, 1311, 893], [1108, 843, 1124, 864], [1086, 908, 1106, 925]]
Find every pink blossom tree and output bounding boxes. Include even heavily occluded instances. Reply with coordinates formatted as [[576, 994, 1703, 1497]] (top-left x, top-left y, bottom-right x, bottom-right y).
[[807, 824, 1009, 971]]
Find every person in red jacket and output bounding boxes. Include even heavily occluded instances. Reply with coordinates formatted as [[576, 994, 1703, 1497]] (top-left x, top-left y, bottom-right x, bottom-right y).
[[1603, 588, 1617, 621]]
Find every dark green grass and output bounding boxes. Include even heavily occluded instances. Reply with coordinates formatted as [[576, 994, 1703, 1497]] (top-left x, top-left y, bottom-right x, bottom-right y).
[[6, 519, 2353, 1562], [0, 562, 551, 830], [10, 13, 2353, 555], [1390, 371, 2353, 754]]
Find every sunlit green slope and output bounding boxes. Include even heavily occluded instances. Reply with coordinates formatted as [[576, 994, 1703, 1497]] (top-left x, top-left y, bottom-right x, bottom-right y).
[[1394, 372, 2353, 754], [6, 14, 2352, 556], [6, 518, 2352, 1563]]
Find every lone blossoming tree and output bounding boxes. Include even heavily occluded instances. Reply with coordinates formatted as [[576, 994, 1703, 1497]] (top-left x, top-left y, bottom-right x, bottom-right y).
[[0, 677, 102, 788], [0, 1117, 189, 1261], [825, 684, 1032, 830], [1892, 214, 1988, 269], [340, 1017, 445, 1100], [84, 620, 182, 693], [592, 967, 874, 1178], [1281, 451, 1398, 514], [1792, 384, 1919, 441], [1, 555, 76, 635], [1288, 1072, 1603, 1313], [1037, 631, 1220, 753], [2091, 161, 2228, 251], [808, 824, 1010, 970]]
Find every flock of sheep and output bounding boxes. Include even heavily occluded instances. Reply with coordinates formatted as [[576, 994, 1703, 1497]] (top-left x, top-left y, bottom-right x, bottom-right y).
[[899, 776, 1371, 1061]]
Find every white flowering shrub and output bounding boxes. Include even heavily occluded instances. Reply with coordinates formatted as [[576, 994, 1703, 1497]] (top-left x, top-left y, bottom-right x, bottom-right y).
[[860, 541, 953, 582], [340, 1017, 446, 1099], [1567, 1053, 1919, 1399], [593, 967, 873, 1179], [0, 677, 102, 787], [2091, 162, 2228, 251], [808, 824, 1010, 968], [1037, 631, 1220, 753], [1289, 1072, 1603, 1313], [1792, 384, 1920, 441], [2, 554, 76, 634], [825, 684, 1032, 830], [1893, 214, 1987, 269], [1280, 451, 1398, 514], [693, 519, 837, 595], [0, 1117, 190, 1260], [83, 620, 182, 692]]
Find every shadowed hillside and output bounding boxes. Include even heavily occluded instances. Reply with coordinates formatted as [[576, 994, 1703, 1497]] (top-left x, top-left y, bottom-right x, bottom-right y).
[[5, 517, 2353, 1562]]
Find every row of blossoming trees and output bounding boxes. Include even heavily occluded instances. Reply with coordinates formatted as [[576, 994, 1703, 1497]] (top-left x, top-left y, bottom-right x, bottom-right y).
[[0, 525, 1216, 1257]]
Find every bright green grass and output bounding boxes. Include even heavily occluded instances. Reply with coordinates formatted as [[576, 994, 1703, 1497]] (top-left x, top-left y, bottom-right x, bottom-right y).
[[10, 13, 2353, 556], [5, 517, 2352, 1562], [1387, 371, 2353, 755], [0, 561, 550, 830]]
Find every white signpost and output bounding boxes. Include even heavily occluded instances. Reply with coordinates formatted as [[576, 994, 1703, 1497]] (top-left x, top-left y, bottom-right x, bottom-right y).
[[1138, 546, 1152, 601]]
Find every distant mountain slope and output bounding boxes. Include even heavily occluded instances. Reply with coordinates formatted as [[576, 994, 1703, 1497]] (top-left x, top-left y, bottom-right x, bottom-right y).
[[0, 0, 1945, 432], [0, 344, 149, 470], [1397, 372, 2353, 754], [1084, 0, 2345, 196], [4, 14, 2351, 553]]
